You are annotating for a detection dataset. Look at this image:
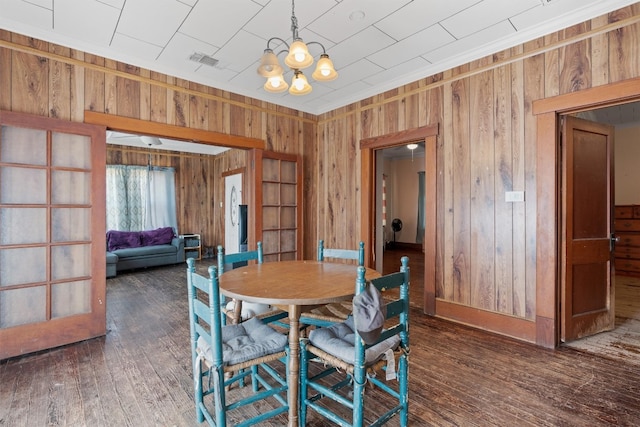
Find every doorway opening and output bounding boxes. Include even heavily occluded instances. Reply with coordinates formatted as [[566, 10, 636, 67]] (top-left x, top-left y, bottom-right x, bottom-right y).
[[360, 124, 438, 315], [561, 100, 640, 360], [532, 77, 640, 349], [377, 143, 426, 309]]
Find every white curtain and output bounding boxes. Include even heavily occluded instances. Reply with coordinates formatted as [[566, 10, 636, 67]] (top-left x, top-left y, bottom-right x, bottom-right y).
[[146, 167, 178, 231], [106, 165, 177, 232], [416, 171, 425, 244]]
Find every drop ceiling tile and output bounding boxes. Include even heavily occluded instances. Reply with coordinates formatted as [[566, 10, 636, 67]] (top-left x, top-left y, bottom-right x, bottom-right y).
[[374, 0, 479, 41], [364, 57, 431, 87], [302, 81, 335, 100], [117, 0, 191, 47], [54, 0, 120, 46], [307, 0, 411, 44], [327, 26, 396, 70], [314, 80, 372, 106], [180, 0, 260, 47], [193, 62, 238, 83], [211, 29, 267, 73], [0, 0, 52, 29], [243, 0, 336, 41], [111, 32, 163, 61], [296, 28, 335, 55], [424, 20, 516, 65], [97, 0, 124, 8], [324, 58, 383, 90], [510, 0, 620, 33], [368, 24, 455, 70], [157, 32, 220, 72], [230, 59, 269, 91], [441, 0, 539, 39], [26, 0, 51, 9]]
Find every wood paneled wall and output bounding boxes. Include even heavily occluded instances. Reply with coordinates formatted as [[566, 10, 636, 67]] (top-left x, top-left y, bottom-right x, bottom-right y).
[[105, 144, 232, 254], [2, 3, 640, 345], [0, 29, 316, 258], [317, 4, 640, 342]]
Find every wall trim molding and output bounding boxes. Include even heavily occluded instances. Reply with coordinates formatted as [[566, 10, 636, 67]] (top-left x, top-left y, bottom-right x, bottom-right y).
[[0, 37, 316, 124], [318, 11, 640, 124]]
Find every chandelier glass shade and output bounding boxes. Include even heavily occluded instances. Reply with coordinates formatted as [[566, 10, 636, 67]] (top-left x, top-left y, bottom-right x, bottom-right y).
[[264, 74, 288, 93], [257, 0, 338, 95]]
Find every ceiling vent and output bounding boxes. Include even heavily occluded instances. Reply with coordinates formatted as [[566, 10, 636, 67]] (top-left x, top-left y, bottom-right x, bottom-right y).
[[189, 52, 219, 67]]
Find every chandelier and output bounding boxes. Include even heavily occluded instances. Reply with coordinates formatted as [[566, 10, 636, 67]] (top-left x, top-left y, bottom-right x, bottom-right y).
[[257, 0, 338, 95]]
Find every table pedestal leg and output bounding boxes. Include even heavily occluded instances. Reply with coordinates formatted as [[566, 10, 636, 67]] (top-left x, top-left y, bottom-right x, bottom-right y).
[[288, 304, 301, 427]]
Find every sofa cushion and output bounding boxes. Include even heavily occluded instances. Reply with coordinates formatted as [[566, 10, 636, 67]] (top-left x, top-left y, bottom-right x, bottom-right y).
[[140, 226, 175, 246], [111, 244, 177, 258], [106, 230, 142, 251]]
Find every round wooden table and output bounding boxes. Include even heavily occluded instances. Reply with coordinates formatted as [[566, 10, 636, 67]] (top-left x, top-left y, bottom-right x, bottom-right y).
[[218, 260, 380, 427]]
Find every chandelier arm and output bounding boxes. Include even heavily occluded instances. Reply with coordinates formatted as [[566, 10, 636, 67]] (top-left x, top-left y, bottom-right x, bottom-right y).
[[266, 37, 290, 51], [304, 41, 327, 55]]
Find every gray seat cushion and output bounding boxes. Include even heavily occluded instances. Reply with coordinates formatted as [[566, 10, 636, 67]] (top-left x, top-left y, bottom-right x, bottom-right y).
[[112, 244, 176, 257], [308, 316, 400, 365], [197, 317, 287, 366]]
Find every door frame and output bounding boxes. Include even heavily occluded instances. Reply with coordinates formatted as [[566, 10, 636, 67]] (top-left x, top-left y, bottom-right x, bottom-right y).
[[533, 76, 640, 348], [360, 124, 439, 315]]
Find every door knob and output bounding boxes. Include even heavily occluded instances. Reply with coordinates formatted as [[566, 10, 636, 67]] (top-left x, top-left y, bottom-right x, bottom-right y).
[[610, 234, 620, 252]]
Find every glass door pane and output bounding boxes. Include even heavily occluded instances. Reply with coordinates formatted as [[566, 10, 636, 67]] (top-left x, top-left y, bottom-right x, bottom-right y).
[[0, 112, 106, 360]]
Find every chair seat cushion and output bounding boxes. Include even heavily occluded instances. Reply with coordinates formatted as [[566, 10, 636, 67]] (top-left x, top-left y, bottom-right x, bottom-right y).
[[308, 316, 400, 365], [197, 317, 287, 366]]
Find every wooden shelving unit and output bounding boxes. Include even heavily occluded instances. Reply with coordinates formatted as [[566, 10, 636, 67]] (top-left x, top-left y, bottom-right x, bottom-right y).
[[181, 233, 202, 261]]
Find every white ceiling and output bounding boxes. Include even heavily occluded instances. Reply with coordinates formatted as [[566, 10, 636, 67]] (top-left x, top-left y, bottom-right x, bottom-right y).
[[1, 0, 637, 116], [106, 130, 230, 155]]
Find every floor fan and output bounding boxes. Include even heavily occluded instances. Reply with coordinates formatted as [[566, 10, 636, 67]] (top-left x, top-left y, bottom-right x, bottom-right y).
[[391, 218, 403, 247]]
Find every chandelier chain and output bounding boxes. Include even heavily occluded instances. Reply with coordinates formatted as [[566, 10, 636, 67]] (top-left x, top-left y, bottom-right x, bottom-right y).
[[290, 0, 299, 40]]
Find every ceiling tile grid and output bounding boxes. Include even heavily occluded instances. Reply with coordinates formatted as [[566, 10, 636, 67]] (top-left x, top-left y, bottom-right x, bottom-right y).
[[0, 0, 638, 114]]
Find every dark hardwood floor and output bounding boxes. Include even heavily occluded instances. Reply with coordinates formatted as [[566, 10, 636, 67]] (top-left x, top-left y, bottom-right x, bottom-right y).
[[2, 262, 640, 426], [383, 245, 425, 310]]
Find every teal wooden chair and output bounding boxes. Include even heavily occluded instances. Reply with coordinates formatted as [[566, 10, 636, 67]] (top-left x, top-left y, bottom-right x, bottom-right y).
[[318, 239, 365, 265], [217, 242, 288, 327], [299, 256, 410, 427], [186, 258, 289, 426], [216, 243, 266, 325], [299, 240, 365, 327]]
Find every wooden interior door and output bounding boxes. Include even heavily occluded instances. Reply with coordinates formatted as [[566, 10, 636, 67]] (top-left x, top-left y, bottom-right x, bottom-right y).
[[562, 115, 615, 342], [250, 150, 303, 261], [0, 111, 106, 359]]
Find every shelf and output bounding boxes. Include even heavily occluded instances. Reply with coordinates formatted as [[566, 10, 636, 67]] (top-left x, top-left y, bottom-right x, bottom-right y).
[[180, 233, 202, 261]]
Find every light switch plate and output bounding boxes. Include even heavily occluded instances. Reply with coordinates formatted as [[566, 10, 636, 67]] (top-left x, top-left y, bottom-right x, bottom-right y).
[[505, 191, 525, 202]]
